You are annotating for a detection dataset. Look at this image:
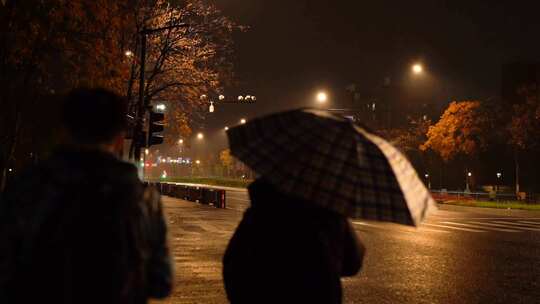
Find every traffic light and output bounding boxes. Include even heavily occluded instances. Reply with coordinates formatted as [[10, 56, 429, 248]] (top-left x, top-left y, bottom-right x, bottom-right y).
[[147, 110, 164, 147]]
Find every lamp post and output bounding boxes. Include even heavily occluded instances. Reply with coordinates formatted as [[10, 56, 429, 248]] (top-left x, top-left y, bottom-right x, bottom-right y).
[[177, 138, 184, 153], [193, 160, 201, 176], [466, 171, 472, 193], [496, 172, 502, 192], [425, 173, 431, 190]]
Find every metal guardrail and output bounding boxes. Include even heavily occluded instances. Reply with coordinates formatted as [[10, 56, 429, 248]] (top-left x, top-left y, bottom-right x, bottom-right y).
[[146, 182, 226, 209], [144, 181, 539, 206], [430, 190, 540, 204]]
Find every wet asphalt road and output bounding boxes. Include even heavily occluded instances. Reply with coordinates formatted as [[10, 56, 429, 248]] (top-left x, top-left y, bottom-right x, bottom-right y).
[[160, 189, 540, 304]]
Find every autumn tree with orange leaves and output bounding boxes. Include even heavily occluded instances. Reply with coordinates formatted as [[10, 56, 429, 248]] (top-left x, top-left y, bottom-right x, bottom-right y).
[[0, 0, 134, 189], [420, 101, 494, 161], [506, 84, 540, 193], [508, 84, 540, 151], [0, 0, 241, 189], [126, 0, 241, 147]]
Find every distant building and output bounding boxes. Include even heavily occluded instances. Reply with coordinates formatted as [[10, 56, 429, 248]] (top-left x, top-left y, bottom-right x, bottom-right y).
[[501, 62, 540, 104]]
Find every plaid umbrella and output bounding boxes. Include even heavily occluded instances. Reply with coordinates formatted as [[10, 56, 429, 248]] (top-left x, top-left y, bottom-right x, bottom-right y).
[[227, 109, 437, 227]]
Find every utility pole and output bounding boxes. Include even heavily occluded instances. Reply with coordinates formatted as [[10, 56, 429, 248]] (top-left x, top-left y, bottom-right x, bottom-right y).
[[133, 33, 147, 161], [130, 23, 189, 162], [515, 151, 520, 196]]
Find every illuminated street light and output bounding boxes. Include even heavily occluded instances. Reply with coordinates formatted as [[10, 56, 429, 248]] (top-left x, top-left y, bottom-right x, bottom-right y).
[[224, 126, 229, 131], [465, 171, 473, 192], [145, 149, 149, 155], [240, 118, 247, 124], [496, 172, 503, 192], [125, 50, 133, 57], [425, 173, 431, 190], [316, 91, 328, 104], [197, 132, 204, 140], [219, 95, 225, 101], [412, 63, 423, 75], [238, 96, 244, 101], [156, 103, 166, 111], [209, 101, 215, 113], [200, 94, 207, 100], [195, 160, 201, 165]]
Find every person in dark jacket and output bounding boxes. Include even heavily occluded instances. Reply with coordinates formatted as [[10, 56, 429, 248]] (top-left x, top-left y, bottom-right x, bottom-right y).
[[0, 88, 172, 304], [223, 178, 364, 304]]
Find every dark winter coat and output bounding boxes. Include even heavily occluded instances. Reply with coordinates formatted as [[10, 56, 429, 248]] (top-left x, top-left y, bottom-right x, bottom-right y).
[[223, 179, 364, 304], [0, 147, 172, 304]]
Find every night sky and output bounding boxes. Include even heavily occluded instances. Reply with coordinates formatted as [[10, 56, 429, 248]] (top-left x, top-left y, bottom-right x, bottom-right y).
[[199, 0, 540, 153]]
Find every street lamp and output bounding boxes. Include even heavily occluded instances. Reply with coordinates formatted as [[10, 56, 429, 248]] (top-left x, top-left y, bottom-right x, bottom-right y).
[[145, 148, 149, 155], [224, 126, 229, 131], [178, 139, 184, 153], [316, 91, 328, 104], [156, 103, 166, 111], [196, 160, 201, 165], [466, 171, 472, 192], [197, 132, 204, 140], [425, 173, 431, 190], [240, 118, 247, 124], [125, 50, 134, 57], [209, 101, 215, 113], [412, 63, 423, 75]]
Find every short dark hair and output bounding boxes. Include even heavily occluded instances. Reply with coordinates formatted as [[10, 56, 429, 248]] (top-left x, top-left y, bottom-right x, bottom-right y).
[[63, 88, 128, 144]]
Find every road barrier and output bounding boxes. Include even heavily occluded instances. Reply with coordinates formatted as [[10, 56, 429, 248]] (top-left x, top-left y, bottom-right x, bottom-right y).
[[149, 182, 226, 209], [202, 188, 227, 208], [430, 190, 540, 204]]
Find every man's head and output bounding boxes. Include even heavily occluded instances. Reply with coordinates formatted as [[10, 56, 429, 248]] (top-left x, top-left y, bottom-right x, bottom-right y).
[[63, 88, 128, 153]]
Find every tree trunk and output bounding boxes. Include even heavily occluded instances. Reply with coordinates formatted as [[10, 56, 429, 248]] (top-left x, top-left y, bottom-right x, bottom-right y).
[[0, 158, 6, 193], [514, 150, 520, 195]]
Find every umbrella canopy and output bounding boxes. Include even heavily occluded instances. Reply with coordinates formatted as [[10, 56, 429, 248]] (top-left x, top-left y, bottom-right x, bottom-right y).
[[227, 109, 436, 227]]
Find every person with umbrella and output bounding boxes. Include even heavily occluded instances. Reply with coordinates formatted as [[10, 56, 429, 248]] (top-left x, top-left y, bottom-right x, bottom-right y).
[[222, 109, 436, 304]]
